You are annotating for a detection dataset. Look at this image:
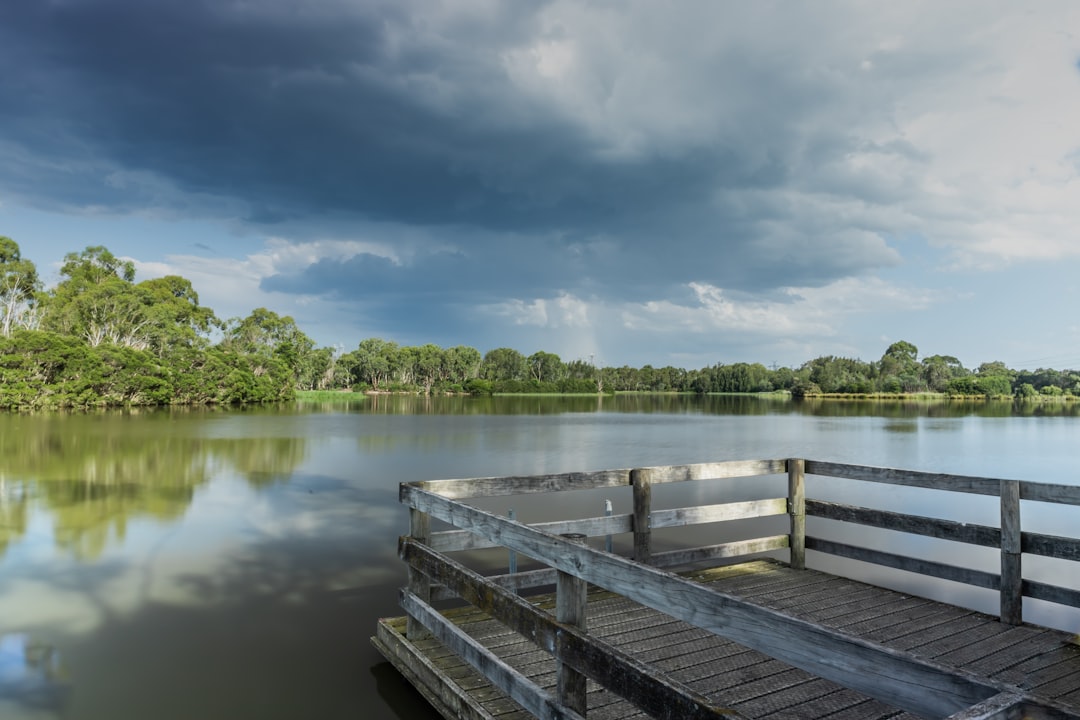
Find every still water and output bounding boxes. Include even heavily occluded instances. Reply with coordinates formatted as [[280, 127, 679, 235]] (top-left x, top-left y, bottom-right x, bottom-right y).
[[0, 394, 1078, 719]]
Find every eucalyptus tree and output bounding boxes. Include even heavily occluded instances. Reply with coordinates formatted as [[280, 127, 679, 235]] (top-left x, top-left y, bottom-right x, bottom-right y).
[[221, 307, 315, 392], [481, 347, 527, 382], [0, 237, 41, 336], [341, 337, 400, 389], [40, 245, 147, 347], [443, 345, 482, 385], [527, 351, 565, 383]]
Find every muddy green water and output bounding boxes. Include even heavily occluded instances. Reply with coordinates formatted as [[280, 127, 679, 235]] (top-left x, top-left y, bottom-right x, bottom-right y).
[[1, 395, 1078, 719]]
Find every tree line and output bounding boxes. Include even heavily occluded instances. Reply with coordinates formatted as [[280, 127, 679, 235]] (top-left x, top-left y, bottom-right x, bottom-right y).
[[2, 238, 1077, 408]]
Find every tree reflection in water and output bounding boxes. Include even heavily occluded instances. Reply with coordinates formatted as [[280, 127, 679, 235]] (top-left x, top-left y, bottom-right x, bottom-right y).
[[0, 410, 308, 560]]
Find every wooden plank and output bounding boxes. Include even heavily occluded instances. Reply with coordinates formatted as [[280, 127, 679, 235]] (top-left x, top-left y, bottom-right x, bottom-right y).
[[408, 469, 631, 499], [408, 507, 432, 640], [804, 461, 1003, 496], [650, 498, 788, 529], [789, 459, 805, 570], [400, 591, 586, 720], [1022, 532, 1080, 562], [431, 514, 633, 552], [631, 468, 652, 565], [400, 538, 745, 720], [1023, 580, 1080, 609], [806, 500, 1002, 548], [1021, 482, 1080, 507], [401, 485, 1004, 719], [643, 459, 788, 485], [943, 692, 1025, 720], [373, 620, 502, 720], [1000, 480, 1023, 625], [650, 536, 790, 569], [805, 537, 1000, 590]]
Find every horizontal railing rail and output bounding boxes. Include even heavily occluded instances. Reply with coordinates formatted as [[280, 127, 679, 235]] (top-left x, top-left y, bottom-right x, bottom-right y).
[[801, 460, 1080, 623]]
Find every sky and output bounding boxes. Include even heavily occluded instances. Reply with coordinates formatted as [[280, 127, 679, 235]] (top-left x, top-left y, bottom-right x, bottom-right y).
[[2, 1, 1080, 371]]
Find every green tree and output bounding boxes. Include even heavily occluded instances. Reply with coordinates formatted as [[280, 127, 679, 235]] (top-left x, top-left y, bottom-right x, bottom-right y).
[[481, 347, 527, 382], [137, 275, 218, 356], [527, 351, 565, 383], [443, 345, 482, 385], [879, 341, 920, 388], [921, 355, 965, 392], [412, 343, 445, 394], [221, 308, 312, 396], [0, 237, 41, 336], [343, 338, 400, 389], [41, 246, 148, 347]]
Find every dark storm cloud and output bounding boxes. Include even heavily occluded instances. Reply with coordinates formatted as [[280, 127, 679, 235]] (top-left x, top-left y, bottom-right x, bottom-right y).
[[0, 0, 903, 302]]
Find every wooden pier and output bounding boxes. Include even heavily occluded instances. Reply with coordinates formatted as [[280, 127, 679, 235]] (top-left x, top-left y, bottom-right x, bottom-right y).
[[371, 459, 1080, 719]]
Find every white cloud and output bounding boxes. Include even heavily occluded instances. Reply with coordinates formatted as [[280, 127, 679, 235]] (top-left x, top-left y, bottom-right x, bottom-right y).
[[623, 278, 943, 339], [486, 291, 591, 329], [132, 237, 396, 324]]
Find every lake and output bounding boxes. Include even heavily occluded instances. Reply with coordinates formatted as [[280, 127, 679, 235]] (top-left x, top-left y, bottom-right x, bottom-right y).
[[0, 394, 1078, 719]]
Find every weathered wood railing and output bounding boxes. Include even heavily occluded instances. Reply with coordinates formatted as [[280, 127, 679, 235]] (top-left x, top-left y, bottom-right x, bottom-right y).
[[397, 459, 1080, 719], [800, 460, 1080, 625]]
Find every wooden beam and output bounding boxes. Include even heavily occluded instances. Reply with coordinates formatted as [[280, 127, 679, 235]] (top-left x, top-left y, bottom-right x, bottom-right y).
[[401, 485, 1002, 719], [789, 458, 806, 570], [806, 500, 1002, 548], [804, 461, 1003, 496], [400, 537, 744, 720], [1023, 580, 1080, 609], [407, 507, 431, 640], [631, 468, 652, 565], [943, 692, 1025, 720], [1000, 480, 1022, 625], [650, 498, 788, 529], [431, 536, 792, 599], [1022, 532, 1080, 562], [556, 533, 588, 715], [1020, 482, 1080, 507], [643, 459, 787, 485], [372, 620, 496, 720], [406, 469, 630, 499], [650, 536, 790, 569], [400, 590, 587, 720], [805, 537, 1000, 590], [430, 514, 633, 552]]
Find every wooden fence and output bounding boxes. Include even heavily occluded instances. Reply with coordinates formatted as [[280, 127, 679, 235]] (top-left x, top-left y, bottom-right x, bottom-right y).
[[396, 459, 1080, 719]]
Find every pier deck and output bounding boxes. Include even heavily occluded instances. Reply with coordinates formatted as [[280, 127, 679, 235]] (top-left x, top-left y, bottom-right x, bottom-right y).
[[373, 459, 1080, 719], [375, 560, 1080, 719]]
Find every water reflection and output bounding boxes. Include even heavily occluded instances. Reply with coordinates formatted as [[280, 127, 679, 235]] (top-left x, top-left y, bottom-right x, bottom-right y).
[[0, 411, 309, 559], [0, 397, 1078, 720], [294, 392, 1080, 418], [0, 633, 68, 719]]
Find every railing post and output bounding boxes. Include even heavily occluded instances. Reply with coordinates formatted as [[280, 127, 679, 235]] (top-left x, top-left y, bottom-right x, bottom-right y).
[[556, 533, 588, 715], [507, 508, 517, 575], [406, 507, 431, 640], [631, 468, 652, 565], [788, 458, 806, 570], [604, 499, 613, 554], [1000, 480, 1022, 625]]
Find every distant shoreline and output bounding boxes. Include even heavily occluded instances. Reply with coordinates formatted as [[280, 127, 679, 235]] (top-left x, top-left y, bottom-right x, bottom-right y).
[[294, 390, 1079, 403]]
